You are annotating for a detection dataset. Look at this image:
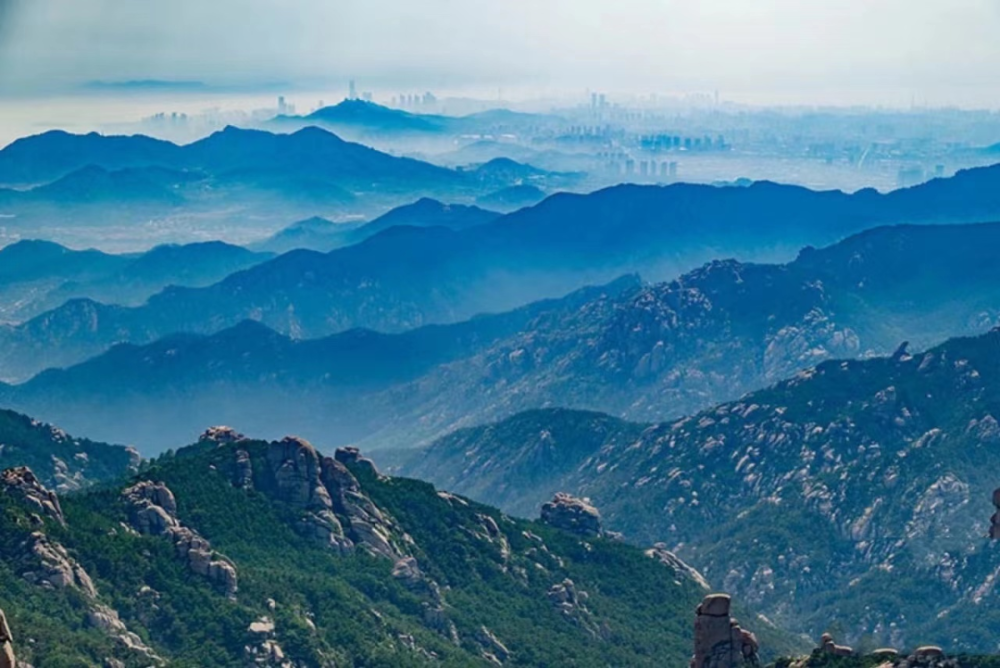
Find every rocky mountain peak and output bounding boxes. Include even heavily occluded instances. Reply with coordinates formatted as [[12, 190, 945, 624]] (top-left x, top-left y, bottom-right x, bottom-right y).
[[199, 425, 247, 445], [1, 466, 65, 526], [225, 439, 405, 559], [540, 493, 603, 537], [264, 436, 334, 511]]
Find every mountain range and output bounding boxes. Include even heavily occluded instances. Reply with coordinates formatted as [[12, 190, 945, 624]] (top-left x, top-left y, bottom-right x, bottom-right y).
[[6, 223, 1000, 454], [250, 198, 500, 254], [2, 164, 1000, 383], [0, 126, 456, 190], [0, 279, 637, 447], [392, 326, 1000, 653], [0, 126, 553, 246], [0, 239, 272, 323], [275, 100, 567, 143]]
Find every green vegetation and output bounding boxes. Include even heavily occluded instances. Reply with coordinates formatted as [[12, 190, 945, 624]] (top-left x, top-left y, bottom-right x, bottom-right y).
[[0, 408, 135, 489], [0, 436, 733, 666]]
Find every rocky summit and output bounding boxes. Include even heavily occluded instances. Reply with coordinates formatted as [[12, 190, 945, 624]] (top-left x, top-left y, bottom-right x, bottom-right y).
[[540, 492, 603, 537]]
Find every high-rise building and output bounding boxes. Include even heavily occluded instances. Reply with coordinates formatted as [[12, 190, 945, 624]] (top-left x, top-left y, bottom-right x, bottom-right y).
[[349, 80, 357, 100]]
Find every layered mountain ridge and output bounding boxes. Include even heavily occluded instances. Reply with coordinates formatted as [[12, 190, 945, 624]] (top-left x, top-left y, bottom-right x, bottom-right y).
[[6, 223, 1000, 453], [2, 159, 1000, 383]]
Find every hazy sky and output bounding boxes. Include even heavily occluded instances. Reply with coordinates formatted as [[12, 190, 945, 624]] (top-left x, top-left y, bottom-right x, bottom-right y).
[[2, 0, 999, 107]]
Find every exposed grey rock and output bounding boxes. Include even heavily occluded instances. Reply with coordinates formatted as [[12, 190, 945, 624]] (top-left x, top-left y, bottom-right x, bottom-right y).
[[391, 556, 424, 589], [2, 471, 159, 662], [817, 632, 853, 656], [121, 481, 238, 597], [245, 437, 402, 559], [422, 602, 459, 645], [23, 530, 98, 597], [904, 646, 950, 667], [968, 415, 1000, 444], [476, 626, 510, 664], [253, 437, 354, 553], [690, 593, 759, 668], [335, 446, 380, 478], [87, 605, 162, 663], [540, 493, 602, 537], [320, 455, 402, 559], [267, 437, 334, 510], [646, 543, 711, 590], [1, 466, 65, 525], [546, 578, 588, 614], [234, 448, 254, 489]]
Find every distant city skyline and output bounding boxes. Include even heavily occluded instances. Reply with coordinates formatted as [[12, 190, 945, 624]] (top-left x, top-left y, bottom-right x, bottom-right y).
[[1, 0, 1000, 108]]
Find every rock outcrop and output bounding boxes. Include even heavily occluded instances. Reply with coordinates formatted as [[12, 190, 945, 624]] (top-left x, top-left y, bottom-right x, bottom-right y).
[[646, 544, 711, 590], [199, 425, 246, 444], [0, 608, 15, 668], [335, 446, 380, 478], [246, 437, 404, 559], [122, 481, 238, 597], [22, 530, 98, 596], [245, 613, 293, 667], [321, 454, 402, 559], [390, 556, 458, 642], [233, 448, 253, 489], [476, 626, 510, 665], [546, 578, 589, 615], [816, 632, 853, 656], [908, 646, 946, 665], [2, 466, 65, 525], [690, 594, 759, 668], [539, 493, 602, 537]]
